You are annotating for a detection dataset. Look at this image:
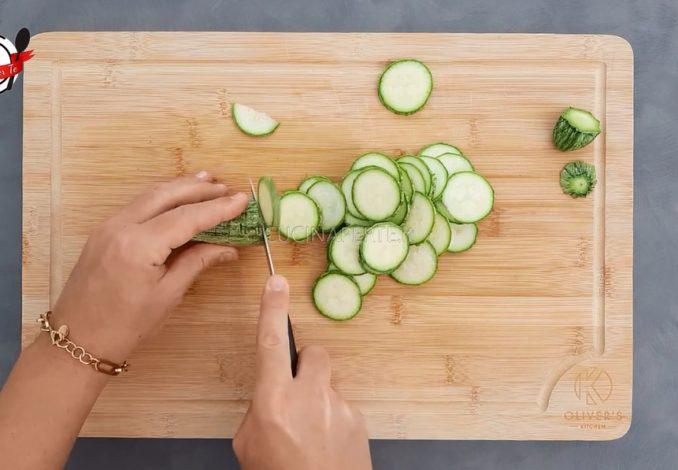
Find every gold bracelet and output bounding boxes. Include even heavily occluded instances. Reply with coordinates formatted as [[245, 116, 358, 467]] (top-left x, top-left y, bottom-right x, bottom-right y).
[[37, 311, 129, 376]]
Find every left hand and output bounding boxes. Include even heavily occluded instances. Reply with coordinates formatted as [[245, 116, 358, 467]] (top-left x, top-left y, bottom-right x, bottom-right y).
[[49, 171, 249, 363]]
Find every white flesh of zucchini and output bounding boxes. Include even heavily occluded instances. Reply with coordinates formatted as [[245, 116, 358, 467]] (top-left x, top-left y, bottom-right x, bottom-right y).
[[441, 172, 494, 223], [360, 223, 409, 273], [307, 180, 346, 232], [232, 103, 279, 137], [420, 156, 448, 199], [277, 191, 320, 241], [299, 176, 329, 193], [341, 170, 365, 218], [419, 142, 463, 157], [378, 60, 432, 115], [351, 153, 400, 181], [398, 167, 413, 201], [448, 222, 478, 253], [313, 273, 362, 321], [257, 177, 278, 228], [437, 152, 474, 177], [402, 192, 435, 244], [398, 162, 426, 194], [328, 262, 376, 295], [344, 212, 373, 227], [398, 156, 431, 194], [352, 168, 401, 221], [329, 226, 367, 275], [391, 241, 438, 285], [427, 212, 452, 255]]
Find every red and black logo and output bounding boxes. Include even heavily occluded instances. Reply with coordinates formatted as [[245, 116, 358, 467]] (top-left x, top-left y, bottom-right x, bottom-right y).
[[0, 28, 33, 94]]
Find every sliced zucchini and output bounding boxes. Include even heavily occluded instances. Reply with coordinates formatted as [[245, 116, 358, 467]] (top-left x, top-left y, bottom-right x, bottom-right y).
[[427, 212, 452, 255], [560, 160, 597, 198], [402, 192, 435, 244], [419, 142, 463, 157], [434, 200, 457, 222], [341, 169, 366, 218], [398, 167, 413, 202], [328, 262, 376, 295], [378, 59, 433, 115], [231, 103, 279, 137], [351, 153, 400, 181], [420, 156, 448, 199], [385, 198, 409, 225], [328, 226, 367, 275], [352, 168, 401, 221], [299, 176, 330, 193], [360, 223, 409, 273], [344, 212, 374, 227], [391, 241, 438, 285], [437, 152, 474, 177], [397, 156, 431, 195], [307, 180, 346, 232], [257, 176, 279, 228], [277, 191, 320, 241], [448, 222, 478, 253], [313, 272, 362, 321], [553, 107, 601, 151], [441, 172, 494, 223], [398, 162, 426, 194]]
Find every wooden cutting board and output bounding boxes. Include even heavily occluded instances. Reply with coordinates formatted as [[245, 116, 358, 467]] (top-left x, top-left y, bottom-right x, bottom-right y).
[[22, 32, 633, 440]]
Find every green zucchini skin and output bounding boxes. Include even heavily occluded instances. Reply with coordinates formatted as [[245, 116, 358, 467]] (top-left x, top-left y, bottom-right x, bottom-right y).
[[193, 197, 265, 246], [552, 107, 601, 151], [312, 272, 363, 321], [378, 59, 433, 115], [560, 160, 597, 198]]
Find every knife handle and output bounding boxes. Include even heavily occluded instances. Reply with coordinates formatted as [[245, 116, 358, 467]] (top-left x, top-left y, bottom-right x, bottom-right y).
[[287, 315, 298, 377]]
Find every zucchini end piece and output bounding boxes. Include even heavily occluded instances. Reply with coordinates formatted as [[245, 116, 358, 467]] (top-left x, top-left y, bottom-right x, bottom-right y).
[[560, 161, 597, 198]]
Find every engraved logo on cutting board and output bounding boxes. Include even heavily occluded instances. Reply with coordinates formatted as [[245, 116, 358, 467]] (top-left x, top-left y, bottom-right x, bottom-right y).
[[573, 367, 613, 405]]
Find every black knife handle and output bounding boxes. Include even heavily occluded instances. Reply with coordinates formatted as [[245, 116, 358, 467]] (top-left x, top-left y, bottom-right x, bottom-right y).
[[287, 316, 298, 377]]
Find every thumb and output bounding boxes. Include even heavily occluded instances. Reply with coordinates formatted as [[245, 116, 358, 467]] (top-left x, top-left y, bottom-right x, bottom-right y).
[[163, 243, 238, 290]]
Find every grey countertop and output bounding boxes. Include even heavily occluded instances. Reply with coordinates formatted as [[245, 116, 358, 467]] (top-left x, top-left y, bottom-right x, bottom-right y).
[[1, 0, 676, 468]]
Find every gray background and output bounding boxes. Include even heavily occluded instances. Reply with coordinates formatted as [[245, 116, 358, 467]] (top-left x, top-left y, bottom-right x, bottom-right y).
[[0, 0, 676, 468]]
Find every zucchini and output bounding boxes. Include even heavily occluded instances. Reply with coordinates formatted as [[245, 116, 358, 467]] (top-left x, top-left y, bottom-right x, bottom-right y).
[[434, 199, 457, 222], [402, 192, 435, 244], [398, 167, 413, 202], [257, 176, 279, 228], [436, 152, 474, 177], [391, 241, 438, 285], [351, 153, 400, 181], [448, 222, 478, 253], [440, 172, 494, 223], [560, 161, 597, 198], [352, 167, 401, 221], [231, 103, 279, 137], [313, 272, 362, 321], [299, 175, 330, 193], [385, 197, 409, 225], [193, 197, 264, 246], [360, 222, 410, 274], [397, 156, 432, 195], [277, 191, 320, 241], [344, 212, 374, 227], [419, 155, 448, 199], [419, 142, 463, 157], [427, 212, 452, 255], [553, 107, 601, 151], [307, 180, 346, 231], [398, 162, 427, 194], [341, 169, 366, 218], [329, 226, 367, 275], [328, 262, 376, 295], [378, 59, 433, 115]]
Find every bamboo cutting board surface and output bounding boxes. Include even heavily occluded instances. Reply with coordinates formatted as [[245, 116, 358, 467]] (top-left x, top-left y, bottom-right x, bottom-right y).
[[22, 32, 633, 440]]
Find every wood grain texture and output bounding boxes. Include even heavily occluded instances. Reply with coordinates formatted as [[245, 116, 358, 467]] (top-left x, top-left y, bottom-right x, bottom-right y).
[[22, 32, 633, 440]]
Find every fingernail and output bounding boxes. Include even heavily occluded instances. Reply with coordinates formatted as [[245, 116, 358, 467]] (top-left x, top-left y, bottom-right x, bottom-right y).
[[215, 183, 227, 191], [268, 275, 288, 292], [229, 192, 247, 202], [219, 250, 237, 262], [196, 170, 209, 180]]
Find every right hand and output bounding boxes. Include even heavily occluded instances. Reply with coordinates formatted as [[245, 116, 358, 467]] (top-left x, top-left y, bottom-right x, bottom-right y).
[[233, 275, 372, 470]]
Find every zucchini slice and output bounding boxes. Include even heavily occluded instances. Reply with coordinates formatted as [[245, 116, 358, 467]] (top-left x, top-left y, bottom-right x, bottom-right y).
[[398, 162, 427, 194], [402, 192, 435, 244], [436, 152, 474, 177], [231, 103, 279, 137], [257, 176, 279, 228], [328, 262, 377, 295], [344, 212, 374, 227], [420, 155, 448, 199], [313, 272, 362, 321], [307, 180, 346, 231], [378, 59, 433, 115], [553, 107, 601, 151], [427, 212, 452, 255], [360, 223, 409, 274], [419, 142, 463, 157], [397, 156, 432, 195], [440, 172, 494, 223], [385, 197, 409, 225], [398, 167, 413, 202], [352, 168, 401, 221], [299, 175, 330, 193], [391, 241, 438, 285], [434, 199, 457, 222], [448, 222, 478, 253], [277, 191, 320, 241], [351, 153, 400, 181], [560, 160, 597, 198], [341, 169, 367, 218], [329, 226, 367, 275]]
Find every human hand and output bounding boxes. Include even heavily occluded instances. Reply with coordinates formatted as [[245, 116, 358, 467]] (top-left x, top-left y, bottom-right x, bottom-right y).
[[49, 171, 249, 363], [233, 275, 372, 470]]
